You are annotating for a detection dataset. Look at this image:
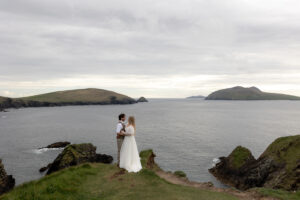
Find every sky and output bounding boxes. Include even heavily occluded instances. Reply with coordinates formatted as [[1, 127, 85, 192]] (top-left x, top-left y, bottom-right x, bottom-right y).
[[1, 0, 300, 98]]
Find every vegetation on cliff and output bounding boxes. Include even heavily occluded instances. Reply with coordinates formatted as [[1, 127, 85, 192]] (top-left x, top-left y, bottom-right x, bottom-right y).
[[0, 88, 136, 110], [227, 146, 255, 169], [205, 86, 300, 100]]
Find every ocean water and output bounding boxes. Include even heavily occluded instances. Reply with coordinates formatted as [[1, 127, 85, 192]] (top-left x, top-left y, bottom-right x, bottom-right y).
[[0, 99, 300, 187]]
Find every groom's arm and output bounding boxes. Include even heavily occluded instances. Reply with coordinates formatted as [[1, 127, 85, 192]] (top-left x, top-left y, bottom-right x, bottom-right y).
[[116, 124, 124, 136]]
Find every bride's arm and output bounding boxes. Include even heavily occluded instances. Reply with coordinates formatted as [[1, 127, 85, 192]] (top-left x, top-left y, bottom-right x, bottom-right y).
[[124, 127, 134, 136]]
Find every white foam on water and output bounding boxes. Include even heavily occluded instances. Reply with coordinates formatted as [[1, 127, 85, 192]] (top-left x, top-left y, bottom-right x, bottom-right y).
[[32, 148, 64, 154], [212, 158, 220, 167]]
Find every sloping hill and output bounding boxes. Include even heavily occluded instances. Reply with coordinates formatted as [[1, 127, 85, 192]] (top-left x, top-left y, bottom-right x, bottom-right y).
[[0, 88, 136, 110], [19, 88, 135, 104], [206, 86, 300, 100]]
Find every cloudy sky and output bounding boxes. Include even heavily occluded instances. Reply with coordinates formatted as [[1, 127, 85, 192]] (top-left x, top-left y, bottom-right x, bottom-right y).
[[1, 0, 300, 98]]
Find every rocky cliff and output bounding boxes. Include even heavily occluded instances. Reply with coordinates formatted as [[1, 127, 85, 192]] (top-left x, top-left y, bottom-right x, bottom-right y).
[[0, 160, 15, 195], [209, 135, 300, 191]]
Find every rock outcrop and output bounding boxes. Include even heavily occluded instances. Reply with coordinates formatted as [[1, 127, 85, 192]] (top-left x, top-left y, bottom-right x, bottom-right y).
[[140, 149, 156, 169], [137, 97, 148, 103], [40, 141, 71, 149], [40, 143, 113, 174], [209, 135, 300, 191], [0, 159, 15, 195]]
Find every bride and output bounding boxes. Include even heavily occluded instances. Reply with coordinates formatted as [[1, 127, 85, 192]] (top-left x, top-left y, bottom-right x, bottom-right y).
[[119, 116, 142, 172]]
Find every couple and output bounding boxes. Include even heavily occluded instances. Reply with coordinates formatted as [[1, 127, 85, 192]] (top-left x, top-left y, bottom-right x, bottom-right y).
[[116, 113, 142, 173]]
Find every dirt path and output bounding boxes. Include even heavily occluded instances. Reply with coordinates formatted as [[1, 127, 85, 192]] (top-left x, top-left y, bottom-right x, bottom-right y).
[[155, 170, 277, 200]]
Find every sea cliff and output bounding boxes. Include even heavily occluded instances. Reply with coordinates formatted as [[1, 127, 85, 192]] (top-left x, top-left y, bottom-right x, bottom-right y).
[[209, 135, 300, 191]]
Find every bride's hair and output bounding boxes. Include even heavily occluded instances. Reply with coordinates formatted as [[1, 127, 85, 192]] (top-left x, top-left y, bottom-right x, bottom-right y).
[[128, 116, 136, 129]]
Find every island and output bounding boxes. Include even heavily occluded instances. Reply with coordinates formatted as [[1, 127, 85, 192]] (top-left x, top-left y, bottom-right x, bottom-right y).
[[205, 86, 300, 100], [0, 88, 137, 110], [186, 95, 205, 99], [137, 96, 148, 102]]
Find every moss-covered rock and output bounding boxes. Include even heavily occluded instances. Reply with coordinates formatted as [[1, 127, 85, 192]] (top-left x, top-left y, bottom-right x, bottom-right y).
[[228, 146, 255, 170], [41, 143, 113, 175], [209, 146, 256, 189], [0, 160, 15, 195], [259, 135, 300, 190], [174, 171, 187, 178], [209, 135, 300, 191]]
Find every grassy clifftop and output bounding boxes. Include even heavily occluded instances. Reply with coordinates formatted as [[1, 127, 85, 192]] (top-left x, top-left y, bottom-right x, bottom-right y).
[[0, 150, 237, 200], [1, 149, 299, 200]]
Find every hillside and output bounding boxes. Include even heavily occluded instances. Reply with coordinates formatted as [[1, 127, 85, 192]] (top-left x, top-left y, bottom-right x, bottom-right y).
[[0, 88, 136, 110], [205, 86, 300, 100]]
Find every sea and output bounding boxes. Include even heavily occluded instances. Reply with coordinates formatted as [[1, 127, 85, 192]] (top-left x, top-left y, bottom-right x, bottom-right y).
[[0, 99, 300, 187]]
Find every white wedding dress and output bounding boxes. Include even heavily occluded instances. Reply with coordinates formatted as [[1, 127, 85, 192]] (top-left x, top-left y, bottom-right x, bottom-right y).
[[119, 125, 142, 172]]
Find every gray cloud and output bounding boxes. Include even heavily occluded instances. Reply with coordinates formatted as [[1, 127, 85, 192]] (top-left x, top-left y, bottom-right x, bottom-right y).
[[1, 0, 300, 97]]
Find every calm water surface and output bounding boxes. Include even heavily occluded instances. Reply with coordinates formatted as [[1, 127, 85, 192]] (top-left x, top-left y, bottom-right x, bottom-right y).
[[0, 99, 300, 187]]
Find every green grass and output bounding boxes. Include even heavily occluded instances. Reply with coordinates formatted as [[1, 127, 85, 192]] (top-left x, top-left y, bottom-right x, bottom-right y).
[[261, 135, 300, 171], [228, 146, 253, 169], [255, 188, 300, 200], [0, 163, 238, 200]]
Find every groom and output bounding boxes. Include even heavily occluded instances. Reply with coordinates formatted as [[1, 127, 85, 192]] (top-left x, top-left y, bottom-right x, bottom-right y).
[[116, 113, 126, 167]]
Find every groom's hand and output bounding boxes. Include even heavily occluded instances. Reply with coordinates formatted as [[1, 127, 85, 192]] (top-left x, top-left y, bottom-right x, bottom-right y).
[[118, 131, 125, 136]]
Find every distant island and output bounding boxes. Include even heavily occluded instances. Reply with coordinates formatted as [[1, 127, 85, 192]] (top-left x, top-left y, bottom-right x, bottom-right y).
[[186, 95, 205, 99], [0, 88, 136, 111], [205, 86, 300, 100]]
